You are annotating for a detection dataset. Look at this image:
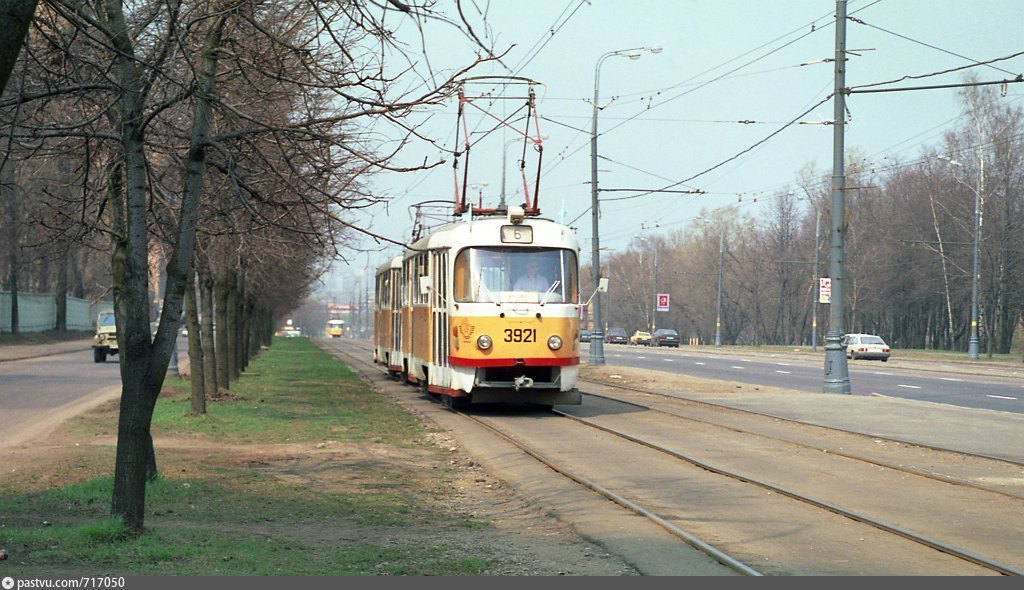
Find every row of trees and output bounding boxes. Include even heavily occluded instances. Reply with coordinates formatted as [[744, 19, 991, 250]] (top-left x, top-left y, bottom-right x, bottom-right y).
[[1, 0, 491, 532], [599, 82, 1024, 357]]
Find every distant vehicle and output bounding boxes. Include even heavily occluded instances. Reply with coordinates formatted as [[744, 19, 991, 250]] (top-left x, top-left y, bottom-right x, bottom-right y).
[[629, 330, 652, 346], [579, 329, 591, 343], [650, 328, 680, 348], [327, 319, 345, 338], [604, 327, 628, 345], [843, 333, 890, 362], [92, 309, 118, 363]]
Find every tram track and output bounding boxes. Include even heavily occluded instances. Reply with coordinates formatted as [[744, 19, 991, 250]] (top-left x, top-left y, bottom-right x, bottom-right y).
[[321, 338, 1024, 575], [577, 378, 1024, 500]]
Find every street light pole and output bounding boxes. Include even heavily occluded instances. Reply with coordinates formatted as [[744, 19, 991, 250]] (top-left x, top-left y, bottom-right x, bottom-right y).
[[652, 240, 658, 332], [823, 0, 851, 394], [939, 154, 982, 360], [589, 45, 661, 366], [812, 208, 820, 352], [967, 170, 982, 360], [715, 231, 723, 346]]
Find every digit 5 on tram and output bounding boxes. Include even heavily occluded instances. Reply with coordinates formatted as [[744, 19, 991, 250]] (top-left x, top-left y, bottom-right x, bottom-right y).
[[374, 207, 583, 409]]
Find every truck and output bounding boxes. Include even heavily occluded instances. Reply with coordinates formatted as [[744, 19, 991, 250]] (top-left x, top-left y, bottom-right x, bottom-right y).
[[93, 309, 118, 363]]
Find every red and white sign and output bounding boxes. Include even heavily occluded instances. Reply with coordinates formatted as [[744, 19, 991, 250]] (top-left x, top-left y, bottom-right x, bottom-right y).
[[656, 293, 670, 312], [819, 278, 832, 304]]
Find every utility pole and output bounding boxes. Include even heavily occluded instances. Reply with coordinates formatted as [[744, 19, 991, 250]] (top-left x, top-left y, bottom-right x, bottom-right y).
[[715, 231, 724, 347], [812, 209, 820, 352], [823, 0, 851, 394]]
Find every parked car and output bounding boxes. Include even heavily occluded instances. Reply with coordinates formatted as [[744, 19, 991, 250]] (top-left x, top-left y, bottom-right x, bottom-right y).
[[629, 330, 652, 346], [604, 327, 628, 344], [579, 329, 591, 343], [842, 333, 890, 361], [650, 328, 680, 348]]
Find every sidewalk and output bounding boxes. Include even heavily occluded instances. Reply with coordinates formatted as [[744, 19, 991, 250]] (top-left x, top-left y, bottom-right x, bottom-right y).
[[0, 338, 93, 362]]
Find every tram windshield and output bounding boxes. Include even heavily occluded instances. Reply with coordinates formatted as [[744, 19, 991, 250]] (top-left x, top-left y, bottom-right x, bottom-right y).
[[453, 247, 578, 304]]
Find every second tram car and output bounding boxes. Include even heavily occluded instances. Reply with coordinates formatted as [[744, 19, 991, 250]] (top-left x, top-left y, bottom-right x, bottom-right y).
[[374, 208, 582, 408]]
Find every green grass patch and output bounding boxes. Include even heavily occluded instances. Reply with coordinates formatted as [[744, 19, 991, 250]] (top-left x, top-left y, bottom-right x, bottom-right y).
[[154, 337, 425, 446]]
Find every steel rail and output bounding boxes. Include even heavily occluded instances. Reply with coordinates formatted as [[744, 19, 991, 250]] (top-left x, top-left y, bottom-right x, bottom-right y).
[[553, 403, 1023, 576]]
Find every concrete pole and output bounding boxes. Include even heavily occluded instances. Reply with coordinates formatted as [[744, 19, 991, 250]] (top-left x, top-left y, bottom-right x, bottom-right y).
[[823, 0, 851, 393]]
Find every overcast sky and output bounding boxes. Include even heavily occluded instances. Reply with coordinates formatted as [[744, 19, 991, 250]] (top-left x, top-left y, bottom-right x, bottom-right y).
[[327, 0, 1024, 294]]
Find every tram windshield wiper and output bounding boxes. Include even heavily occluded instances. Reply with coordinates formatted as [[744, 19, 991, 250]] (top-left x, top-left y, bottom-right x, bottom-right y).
[[474, 278, 501, 305], [540, 280, 561, 306]]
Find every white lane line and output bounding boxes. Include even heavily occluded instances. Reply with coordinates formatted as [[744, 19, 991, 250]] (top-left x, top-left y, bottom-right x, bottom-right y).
[[897, 384, 922, 389], [940, 377, 963, 382], [874, 372, 894, 376], [775, 370, 791, 374], [695, 362, 706, 366], [730, 366, 746, 370], [776, 362, 792, 367], [663, 358, 673, 362], [987, 395, 1018, 400]]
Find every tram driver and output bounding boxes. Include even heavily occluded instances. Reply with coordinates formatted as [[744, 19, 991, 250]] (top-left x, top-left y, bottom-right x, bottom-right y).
[[513, 260, 550, 292]]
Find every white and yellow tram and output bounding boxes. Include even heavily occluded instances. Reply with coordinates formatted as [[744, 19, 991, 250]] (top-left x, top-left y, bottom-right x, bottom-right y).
[[374, 208, 582, 408]]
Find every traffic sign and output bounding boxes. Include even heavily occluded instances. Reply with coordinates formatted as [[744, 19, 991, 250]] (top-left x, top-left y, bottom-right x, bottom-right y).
[[819, 278, 832, 304], [656, 293, 670, 311]]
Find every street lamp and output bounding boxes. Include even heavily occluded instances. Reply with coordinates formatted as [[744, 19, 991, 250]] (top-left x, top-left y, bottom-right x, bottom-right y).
[[714, 231, 724, 346], [634, 233, 659, 332], [939, 155, 982, 360], [793, 190, 822, 352], [589, 44, 662, 366], [697, 216, 725, 346]]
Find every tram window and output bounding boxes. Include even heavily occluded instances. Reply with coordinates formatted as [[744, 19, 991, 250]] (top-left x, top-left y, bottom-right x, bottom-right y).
[[454, 247, 578, 304]]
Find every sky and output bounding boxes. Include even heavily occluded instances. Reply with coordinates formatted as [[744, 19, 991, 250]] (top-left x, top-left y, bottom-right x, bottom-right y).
[[324, 0, 1024, 296]]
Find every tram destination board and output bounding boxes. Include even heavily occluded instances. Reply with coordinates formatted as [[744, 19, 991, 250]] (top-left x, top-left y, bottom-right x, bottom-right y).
[[500, 224, 533, 244]]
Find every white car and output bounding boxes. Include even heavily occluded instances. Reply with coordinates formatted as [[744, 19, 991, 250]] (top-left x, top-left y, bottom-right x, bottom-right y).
[[843, 333, 891, 362]]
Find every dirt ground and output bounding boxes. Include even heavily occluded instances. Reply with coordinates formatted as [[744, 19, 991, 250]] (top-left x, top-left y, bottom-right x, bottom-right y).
[[2, 373, 655, 576]]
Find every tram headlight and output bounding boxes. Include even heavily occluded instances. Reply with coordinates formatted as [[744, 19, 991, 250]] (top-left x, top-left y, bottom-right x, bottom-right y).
[[477, 334, 493, 350], [547, 335, 563, 350]]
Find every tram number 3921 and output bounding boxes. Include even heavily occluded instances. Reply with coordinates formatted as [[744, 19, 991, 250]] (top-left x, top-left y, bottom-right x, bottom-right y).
[[504, 328, 536, 343]]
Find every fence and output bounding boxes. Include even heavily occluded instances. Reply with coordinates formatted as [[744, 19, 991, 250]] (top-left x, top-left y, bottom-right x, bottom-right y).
[[0, 292, 109, 332]]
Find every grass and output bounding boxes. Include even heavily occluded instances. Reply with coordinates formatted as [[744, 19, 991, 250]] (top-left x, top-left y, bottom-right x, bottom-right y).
[[0, 337, 497, 576]]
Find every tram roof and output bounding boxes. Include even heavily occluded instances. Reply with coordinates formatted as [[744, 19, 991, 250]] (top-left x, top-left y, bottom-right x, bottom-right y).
[[404, 215, 579, 256]]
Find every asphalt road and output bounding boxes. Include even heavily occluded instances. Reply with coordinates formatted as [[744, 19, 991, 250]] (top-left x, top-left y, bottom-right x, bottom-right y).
[[0, 347, 122, 447], [588, 343, 1024, 414]]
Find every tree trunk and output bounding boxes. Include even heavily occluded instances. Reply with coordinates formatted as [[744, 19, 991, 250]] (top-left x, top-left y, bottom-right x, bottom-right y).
[[214, 268, 231, 391], [199, 266, 218, 398], [110, 8, 228, 532], [0, 0, 39, 94], [184, 269, 205, 415]]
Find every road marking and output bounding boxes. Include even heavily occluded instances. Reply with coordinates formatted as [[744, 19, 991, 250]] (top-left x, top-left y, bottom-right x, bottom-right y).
[[776, 362, 792, 366], [897, 384, 922, 389], [940, 377, 963, 382], [986, 395, 1018, 400], [730, 365, 746, 370], [873, 372, 894, 376], [775, 370, 791, 374], [663, 358, 673, 362], [695, 362, 706, 366]]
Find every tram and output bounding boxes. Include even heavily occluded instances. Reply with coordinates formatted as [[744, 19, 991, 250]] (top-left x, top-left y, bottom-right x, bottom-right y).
[[326, 319, 345, 338], [374, 208, 583, 408], [373, 75, 592, 407]]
